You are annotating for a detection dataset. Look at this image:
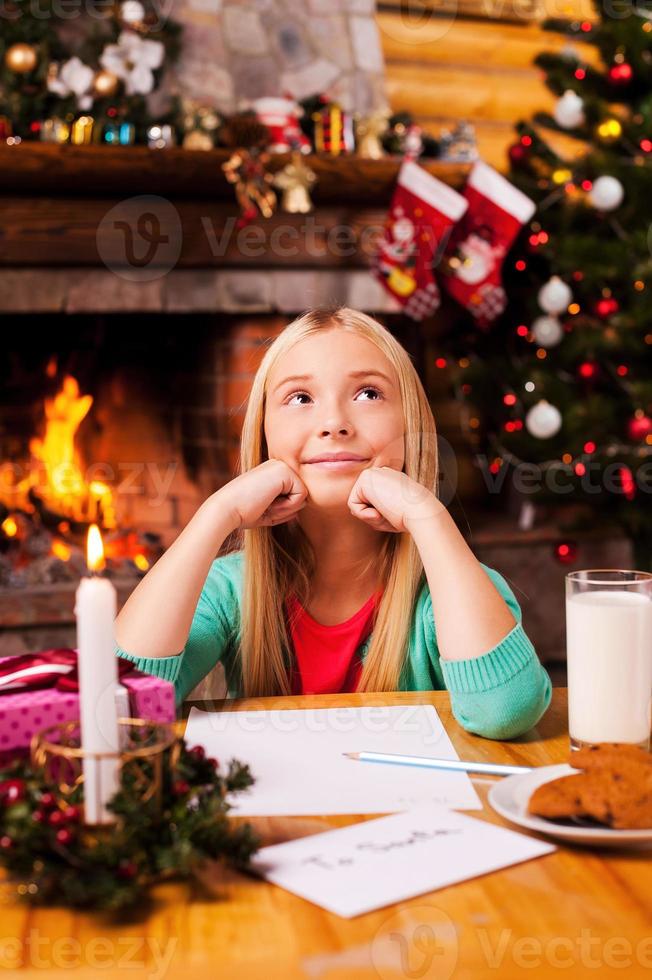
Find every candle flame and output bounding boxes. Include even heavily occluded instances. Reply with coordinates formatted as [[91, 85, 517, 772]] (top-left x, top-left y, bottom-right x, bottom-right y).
[[87, 523, 105, 572]]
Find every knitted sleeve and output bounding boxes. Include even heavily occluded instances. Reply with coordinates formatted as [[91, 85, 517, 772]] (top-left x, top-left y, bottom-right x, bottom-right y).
[[422, 563, 552, 739], [115, 557, 239, 706]]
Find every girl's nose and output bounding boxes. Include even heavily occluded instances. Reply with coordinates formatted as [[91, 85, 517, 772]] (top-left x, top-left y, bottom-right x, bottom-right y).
[[319, 420, 351, 436]]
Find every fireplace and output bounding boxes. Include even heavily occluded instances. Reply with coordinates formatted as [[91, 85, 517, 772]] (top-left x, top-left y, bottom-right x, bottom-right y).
[[0, 266, 435, 667]]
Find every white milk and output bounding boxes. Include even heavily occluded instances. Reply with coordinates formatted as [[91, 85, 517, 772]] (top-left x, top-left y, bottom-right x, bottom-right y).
[[566, 589, 652, 745]]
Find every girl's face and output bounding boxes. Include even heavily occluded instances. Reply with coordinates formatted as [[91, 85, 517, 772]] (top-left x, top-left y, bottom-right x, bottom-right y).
[[264, 330, 406, 506]]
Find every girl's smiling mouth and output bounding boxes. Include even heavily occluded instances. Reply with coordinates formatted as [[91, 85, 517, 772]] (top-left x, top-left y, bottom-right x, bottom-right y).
[[305, 459, 368, 470]]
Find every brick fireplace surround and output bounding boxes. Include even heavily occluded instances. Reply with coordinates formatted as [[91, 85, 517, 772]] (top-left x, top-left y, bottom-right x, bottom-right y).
[[0, 147, 632, 697]]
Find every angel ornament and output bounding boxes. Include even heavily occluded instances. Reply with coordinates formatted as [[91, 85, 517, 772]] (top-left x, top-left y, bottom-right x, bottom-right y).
[[355, 109, 390, 159], [273, 152, 317, 214]]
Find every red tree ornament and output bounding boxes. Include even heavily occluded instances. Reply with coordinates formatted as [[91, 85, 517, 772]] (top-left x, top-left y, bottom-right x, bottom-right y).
[[578, 360, 598, 379], [627, 412, 652, 441], [616, 465, 636, 501], [608, 62, 633, 85], [508, 142, 530, 168], [554, 541, 578, 564], [594, 296, 619, 318]]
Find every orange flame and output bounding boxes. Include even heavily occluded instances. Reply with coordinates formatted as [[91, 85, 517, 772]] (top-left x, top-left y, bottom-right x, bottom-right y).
[[0, 374, 117, 532], [1, 517, 18, 538], [29, 375, 92, 507]]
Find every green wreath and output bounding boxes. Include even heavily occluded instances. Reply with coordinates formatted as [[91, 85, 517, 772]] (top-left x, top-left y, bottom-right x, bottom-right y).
[[0, 739, 260, 913]]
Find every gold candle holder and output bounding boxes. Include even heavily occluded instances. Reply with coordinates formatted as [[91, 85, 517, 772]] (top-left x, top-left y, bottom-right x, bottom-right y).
[[30, 717, 182, 827]]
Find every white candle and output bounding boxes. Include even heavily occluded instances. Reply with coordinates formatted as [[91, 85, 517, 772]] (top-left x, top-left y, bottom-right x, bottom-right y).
[[74, 525, 121, 824]]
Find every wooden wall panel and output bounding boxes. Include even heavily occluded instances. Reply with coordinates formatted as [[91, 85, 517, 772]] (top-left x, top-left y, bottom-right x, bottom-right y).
[[378, 8, 599, 171], [379, 16, 600, 70]]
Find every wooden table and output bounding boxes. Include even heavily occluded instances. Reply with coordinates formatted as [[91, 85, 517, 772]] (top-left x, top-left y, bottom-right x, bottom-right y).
[[2, 689, 651, 979]]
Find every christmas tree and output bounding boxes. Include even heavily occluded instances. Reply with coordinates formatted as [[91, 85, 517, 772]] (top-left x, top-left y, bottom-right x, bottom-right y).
[[444, 1, 652, 570], [0, 0, 181, 143]]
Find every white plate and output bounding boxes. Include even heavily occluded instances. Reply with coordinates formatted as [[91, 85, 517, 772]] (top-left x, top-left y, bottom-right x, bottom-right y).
[[488, 763, 652, 848]]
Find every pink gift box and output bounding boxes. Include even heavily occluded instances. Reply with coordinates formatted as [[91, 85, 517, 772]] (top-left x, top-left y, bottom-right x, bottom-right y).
[[0, 656, 176, 756]]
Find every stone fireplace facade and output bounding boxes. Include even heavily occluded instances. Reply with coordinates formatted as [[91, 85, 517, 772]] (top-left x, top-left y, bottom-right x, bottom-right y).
[[167, 0, 387, 116]]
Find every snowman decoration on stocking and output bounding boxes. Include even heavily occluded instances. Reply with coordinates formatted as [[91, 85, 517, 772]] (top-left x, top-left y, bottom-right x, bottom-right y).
[[376, 209, 419, 298]]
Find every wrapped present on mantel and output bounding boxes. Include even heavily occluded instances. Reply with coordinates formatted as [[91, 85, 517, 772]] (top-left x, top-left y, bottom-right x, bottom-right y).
[[0, 649, 176, 760]]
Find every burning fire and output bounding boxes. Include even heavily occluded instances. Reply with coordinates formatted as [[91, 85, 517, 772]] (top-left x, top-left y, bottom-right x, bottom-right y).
[[0, 373, 155, 577], [1, 375, 117, 528]]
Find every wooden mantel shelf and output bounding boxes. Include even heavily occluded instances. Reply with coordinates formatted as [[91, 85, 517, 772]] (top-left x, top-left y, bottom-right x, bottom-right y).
[[0, 144, 472, 268], [0, 143, 471, 203]]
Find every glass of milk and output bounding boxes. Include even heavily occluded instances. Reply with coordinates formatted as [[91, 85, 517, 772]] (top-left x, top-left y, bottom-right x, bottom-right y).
[[566, 570, 652, 752]]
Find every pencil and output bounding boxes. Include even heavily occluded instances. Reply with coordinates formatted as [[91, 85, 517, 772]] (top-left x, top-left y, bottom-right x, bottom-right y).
[[343, 750, 533, 776]]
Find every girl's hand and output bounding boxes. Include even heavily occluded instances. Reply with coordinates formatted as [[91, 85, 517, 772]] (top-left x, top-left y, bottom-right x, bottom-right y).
[[347, 466, 439, 534], [216, 459, 308, 532]]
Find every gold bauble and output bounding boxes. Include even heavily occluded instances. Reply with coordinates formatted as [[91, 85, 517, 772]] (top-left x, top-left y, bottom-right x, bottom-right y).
[[5, 42, 38, 74], [552, 168, 573, 185], [596, 118, 622, 143], [93, 70, 119, 97]]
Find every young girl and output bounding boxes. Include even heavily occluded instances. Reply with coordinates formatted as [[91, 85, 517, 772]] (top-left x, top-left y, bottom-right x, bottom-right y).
[[115, 307, 551, 740]]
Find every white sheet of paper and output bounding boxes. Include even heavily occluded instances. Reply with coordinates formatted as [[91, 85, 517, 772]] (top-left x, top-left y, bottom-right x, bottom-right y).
[[184, 704, 482, 814], [249, 803, 556, 918]]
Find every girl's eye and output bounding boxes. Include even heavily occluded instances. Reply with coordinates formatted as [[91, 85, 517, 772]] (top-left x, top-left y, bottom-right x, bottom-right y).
[[285, 386, 383, 405]]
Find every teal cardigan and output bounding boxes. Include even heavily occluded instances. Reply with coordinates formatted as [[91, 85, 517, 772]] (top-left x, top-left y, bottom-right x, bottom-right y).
[[115, 550, 552, 740]]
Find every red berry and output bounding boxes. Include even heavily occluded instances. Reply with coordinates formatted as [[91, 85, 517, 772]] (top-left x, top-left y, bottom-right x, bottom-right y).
[[117, 860, 138, 879], [48, 809, 65, 826], [62, 805, 81, 823], [55, 828, 74, 846], [31, 809, 47, 823], [172, 780, 190, 796], [0, 835, 13, 849], [39, 792, 57, 808], [188, 745, 205, 760], [0, 779, 26, 804], [206, 757, 219, 770]]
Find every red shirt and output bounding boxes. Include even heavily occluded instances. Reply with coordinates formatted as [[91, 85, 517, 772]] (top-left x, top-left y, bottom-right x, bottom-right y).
[[285, 589, 383, 695]]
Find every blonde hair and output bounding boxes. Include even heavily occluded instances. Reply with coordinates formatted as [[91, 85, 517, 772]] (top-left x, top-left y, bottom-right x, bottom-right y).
[[233, 307, 438, 696]]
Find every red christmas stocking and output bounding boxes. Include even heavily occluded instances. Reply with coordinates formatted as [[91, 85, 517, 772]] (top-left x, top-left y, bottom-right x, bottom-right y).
[[375, 160, 468, 321], [440, 161, 536, 326]]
